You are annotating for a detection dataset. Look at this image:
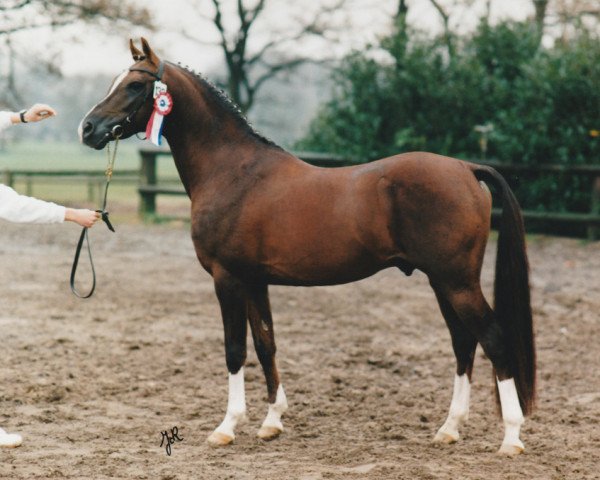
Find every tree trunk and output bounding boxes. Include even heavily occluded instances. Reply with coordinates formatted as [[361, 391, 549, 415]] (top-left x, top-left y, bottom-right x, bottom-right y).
[[533, 0, 549, 38]]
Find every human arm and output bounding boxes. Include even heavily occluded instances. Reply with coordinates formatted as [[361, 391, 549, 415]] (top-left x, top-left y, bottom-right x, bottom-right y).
[[10, 104, 57, 124], [0, 184, 99, 226], [0, 112, 12, 132], [0, 104, 57, 130], [0, 184, 65, 223], [0, 105, 56, 134], [64, 208, 101, 228]]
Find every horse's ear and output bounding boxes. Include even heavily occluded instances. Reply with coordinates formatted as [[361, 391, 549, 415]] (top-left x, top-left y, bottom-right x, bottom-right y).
[[130, 39, 145, 62], [140, 37, 160, 66]]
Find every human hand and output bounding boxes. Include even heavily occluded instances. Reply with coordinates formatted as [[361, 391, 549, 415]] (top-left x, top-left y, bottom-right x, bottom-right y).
[[65, 209, 101, 228], [23, 104, 57, 123]]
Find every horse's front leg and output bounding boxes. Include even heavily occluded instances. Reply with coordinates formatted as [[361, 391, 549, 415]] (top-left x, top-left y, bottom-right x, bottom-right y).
[[247, 284, 288, 441], [206, 268, 248, 447]]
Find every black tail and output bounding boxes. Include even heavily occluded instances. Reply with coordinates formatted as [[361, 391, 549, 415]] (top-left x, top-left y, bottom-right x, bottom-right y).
[[473, 165, 536, 415]]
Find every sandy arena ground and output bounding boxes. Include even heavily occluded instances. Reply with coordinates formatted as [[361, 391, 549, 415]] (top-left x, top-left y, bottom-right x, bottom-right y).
[[1, 221, 599, 479]]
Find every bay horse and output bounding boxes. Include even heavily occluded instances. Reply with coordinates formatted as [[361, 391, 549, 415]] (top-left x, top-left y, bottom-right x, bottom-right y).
[[79, 38, 535, 455]]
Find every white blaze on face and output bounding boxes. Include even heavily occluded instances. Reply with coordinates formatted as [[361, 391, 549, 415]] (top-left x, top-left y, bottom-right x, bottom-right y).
[[78, 70, 129, 142]]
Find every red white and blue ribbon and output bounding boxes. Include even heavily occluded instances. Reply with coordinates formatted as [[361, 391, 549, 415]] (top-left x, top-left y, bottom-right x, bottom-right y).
[[146, 82, 173, 146]]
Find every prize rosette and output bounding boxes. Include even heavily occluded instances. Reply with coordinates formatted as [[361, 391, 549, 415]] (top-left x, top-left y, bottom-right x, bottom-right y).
[[146, 91, 173, 146], [155, 92, 173, 115]]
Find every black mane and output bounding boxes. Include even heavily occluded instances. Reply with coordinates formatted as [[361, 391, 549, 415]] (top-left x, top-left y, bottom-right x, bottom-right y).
[[172, 62, 281, 150]]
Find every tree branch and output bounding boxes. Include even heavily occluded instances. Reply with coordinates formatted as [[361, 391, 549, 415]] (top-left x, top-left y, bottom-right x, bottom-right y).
[[0, 19, 74, 36], [0, 0, 33, 11], [429, 0, 450, 25], [178, 28, 220, 47], [211, 0, 230, 53], [1, 0, 152, 34], [237, 0, 248, 30], [428, 0, 455, 57], [252, 58, 307, 93], [190, 0, 352, 113], [248, 0, 266, 24]]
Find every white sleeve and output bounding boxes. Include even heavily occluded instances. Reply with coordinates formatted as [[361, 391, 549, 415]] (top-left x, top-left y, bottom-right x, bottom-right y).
[[0, 111, 13, 132], [0, 184, 66, 224]]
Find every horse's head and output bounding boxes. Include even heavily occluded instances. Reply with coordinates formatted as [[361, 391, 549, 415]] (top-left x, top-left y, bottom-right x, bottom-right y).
[[79, 38, 165, 149]]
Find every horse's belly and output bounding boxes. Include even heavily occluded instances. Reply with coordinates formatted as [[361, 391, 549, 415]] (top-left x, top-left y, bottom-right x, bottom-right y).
[[263, 260, 385, 286], [258, 240, 390, 286], [251, 187, 399, 285]]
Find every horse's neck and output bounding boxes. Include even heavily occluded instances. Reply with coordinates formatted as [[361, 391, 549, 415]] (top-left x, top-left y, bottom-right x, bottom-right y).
[[163, 77, 277, 198], [161, 75, 225, 193]]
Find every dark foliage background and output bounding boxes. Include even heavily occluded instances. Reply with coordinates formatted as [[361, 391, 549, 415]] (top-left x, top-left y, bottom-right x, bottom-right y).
[[298, 18, 600, 218]]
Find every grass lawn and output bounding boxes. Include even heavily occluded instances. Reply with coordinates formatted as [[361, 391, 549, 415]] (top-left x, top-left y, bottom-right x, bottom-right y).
[[0, 140, 188, 222], [0, 139, 179, 175]]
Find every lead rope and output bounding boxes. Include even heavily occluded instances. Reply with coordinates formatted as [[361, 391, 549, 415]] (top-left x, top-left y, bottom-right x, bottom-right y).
[[70, 134, 120, 298]]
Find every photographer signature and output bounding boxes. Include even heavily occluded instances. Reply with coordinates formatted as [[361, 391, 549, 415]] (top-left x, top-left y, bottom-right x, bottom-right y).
[[160, 426, 184, 456]]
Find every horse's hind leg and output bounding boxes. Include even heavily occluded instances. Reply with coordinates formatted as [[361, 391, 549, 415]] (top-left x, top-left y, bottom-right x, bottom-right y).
[[206, 267, 248, 447], [247, 284, 288, 440], [431, 285, 477, 444], [439, 282, 525, 455]]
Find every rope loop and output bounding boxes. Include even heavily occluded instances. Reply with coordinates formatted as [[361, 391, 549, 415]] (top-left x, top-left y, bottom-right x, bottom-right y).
[[70, 137, 119, 298]]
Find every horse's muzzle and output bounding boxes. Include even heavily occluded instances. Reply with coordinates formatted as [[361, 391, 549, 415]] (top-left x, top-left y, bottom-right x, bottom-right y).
[[81, 119, 123, 150]]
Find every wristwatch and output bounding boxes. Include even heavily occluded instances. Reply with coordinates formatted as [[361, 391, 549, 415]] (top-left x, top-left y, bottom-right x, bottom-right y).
[[19, 109, 28, 123]]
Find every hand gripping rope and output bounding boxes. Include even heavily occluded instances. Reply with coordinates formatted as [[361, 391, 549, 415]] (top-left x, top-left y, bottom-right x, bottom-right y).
[[70, 127, 121, 298]]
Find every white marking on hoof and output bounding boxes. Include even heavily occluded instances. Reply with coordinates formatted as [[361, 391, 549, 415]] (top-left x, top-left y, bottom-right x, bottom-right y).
[[433, 429, 458, 444], [206, 431, 234, 447], [258, 384, 287, 441], [0, 428, 22, 448], [210, 368, 246, 444], [257, 425, 283, 441], [497, 377, 525, 454], [497, 442, 524, 456], [434, 374, 470, 444]]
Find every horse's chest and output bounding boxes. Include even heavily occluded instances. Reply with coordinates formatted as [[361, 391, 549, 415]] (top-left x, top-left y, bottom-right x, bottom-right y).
[[191, 205, 251, 269]]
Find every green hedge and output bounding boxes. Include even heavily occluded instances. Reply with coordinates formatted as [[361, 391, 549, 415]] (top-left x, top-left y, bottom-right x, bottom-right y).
[[298, 20, 600, 217]]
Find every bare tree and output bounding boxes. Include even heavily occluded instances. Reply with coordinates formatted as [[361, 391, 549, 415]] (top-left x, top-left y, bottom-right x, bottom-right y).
[[531, 0, 599, 42], [0, 0, 152, 108], [181, 0, 348, 113], [426, 0, 476, 59], [0, 0, 151, 36], [550, 0, 599, 41], [396, 0, 408, 31], [533, 0, 549, 32]]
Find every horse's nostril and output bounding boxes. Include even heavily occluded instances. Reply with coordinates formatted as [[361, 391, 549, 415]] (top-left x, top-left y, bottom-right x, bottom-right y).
[[83, 121, 94, 136]]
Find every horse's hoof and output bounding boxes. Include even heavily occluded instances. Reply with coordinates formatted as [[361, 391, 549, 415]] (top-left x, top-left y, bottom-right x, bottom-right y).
[[257, 425, 283, 441], [0, 433, 22, 448], [497, 443, 524, 456], [206, 431, 234, 447], [433, 430, 458, 444]]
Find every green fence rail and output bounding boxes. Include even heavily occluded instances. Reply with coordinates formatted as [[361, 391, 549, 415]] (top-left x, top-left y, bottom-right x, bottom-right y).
[[2, 168, 139, 203], [5, 148, 599, 239]]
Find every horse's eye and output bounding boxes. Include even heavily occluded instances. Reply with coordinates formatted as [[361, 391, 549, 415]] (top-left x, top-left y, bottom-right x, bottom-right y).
[[128, 82, 145, 92]]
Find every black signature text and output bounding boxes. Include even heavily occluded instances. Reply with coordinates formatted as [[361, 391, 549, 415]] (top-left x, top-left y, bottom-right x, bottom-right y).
[[160, 426, 184, 456]]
